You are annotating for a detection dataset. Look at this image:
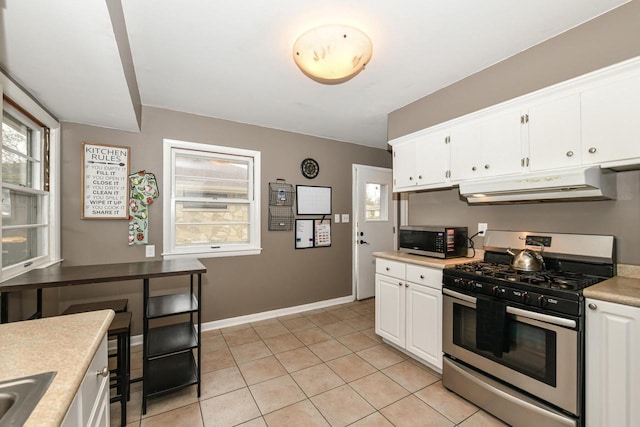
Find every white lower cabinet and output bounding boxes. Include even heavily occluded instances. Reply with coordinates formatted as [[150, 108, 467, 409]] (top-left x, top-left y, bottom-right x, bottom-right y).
[[585, 298, 640, 427], [61, 334, 110, 427], [375, 258, 443, 370]]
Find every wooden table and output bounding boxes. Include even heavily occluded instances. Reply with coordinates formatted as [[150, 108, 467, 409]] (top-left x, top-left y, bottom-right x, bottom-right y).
[[0, 259, 206, 323]]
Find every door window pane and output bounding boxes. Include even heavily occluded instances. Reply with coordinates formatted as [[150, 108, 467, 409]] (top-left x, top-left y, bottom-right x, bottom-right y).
[[365, 183, 388, 221]]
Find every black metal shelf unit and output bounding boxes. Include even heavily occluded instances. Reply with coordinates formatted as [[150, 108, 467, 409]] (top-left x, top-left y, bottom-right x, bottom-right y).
[[142, 274, 201, 414]]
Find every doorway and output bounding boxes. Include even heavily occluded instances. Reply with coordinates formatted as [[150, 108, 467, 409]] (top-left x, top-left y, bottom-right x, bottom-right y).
[[352, 165, 396, 300]]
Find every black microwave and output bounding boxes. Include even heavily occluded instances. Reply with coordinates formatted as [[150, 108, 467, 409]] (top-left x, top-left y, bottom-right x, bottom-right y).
[[399, 226, 468, 258]]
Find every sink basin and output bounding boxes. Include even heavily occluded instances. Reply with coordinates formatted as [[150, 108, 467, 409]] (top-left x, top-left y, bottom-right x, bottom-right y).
[[0, 371, 56, 427]]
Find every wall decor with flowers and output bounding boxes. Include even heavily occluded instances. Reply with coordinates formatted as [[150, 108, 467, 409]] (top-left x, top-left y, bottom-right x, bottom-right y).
[[128, 170, 159, 245]]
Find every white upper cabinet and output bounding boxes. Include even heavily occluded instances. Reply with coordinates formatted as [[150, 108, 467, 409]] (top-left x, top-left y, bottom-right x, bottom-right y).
[[527, 93, 582, 172], [392, 128, 450, 191], [581, 73, 640, 167], [450, 107, 523, 182], [389, 56, 640, 193]]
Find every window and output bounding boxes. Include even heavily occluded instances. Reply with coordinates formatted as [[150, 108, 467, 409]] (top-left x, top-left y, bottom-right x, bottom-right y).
[[365, 182, 388, 221], [163, 139, 261, 258], [1, 92, 59, 280]]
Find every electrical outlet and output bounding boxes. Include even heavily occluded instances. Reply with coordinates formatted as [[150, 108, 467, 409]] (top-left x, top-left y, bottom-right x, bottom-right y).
[[334, 214, 341, 223], [478, 223, 488, 237], [145, 245, 155, 257]]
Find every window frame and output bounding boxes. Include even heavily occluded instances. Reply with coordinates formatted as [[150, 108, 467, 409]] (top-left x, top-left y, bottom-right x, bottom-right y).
[[0, 75, 61, 282], [162, 138, 261, 259]]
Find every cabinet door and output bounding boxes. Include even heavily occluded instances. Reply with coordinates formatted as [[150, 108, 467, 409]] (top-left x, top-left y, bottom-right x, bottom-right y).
[[581, 74, 640, 166], [527, 94, 582, 171], [82, 336, 108, 427], [405, 283, 442, 369], [88, 378, 110, 427], [450, 108, 523, 181], [586, 298, 640, 427], [375, 274, 405, 347], [393, 140, 418, 190], [415, 129, 450, 187]]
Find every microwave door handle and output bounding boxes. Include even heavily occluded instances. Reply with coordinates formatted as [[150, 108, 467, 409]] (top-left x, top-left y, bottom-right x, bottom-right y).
[[506, 306, 576, 329]]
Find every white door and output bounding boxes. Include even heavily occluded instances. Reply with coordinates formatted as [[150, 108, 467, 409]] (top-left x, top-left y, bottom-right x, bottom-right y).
[[353, 165, 395, 300]]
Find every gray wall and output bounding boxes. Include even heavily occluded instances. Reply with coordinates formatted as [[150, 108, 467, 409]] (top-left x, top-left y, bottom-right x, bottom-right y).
[[388, 0, 640, 264], [57, 106, 390, 334]]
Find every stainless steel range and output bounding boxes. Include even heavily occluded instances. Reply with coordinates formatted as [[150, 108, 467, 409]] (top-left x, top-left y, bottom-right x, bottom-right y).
[[442, 230, 615, 427]]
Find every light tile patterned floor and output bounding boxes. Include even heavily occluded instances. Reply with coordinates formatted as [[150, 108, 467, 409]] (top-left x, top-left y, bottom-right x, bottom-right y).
[[110, 298, 509, 427]]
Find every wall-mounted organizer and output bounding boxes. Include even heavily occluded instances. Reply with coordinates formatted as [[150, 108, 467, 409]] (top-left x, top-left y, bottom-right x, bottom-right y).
[[268, 179, 295, 231]]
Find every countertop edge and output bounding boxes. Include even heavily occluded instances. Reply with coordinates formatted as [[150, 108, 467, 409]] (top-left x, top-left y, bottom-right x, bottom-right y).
[[584, 276, 640, 308], [373, 251, 483, 269]]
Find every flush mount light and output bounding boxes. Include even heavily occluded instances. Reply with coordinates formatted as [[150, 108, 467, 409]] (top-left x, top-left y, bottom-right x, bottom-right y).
[[293, 24, 373, 85]]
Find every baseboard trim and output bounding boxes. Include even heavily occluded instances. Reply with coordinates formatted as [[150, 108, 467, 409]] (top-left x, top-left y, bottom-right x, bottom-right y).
[[128, 294, 355, 349]]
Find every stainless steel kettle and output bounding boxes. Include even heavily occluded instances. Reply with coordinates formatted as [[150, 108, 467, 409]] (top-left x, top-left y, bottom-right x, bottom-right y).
[[506, 240, 545, 272]]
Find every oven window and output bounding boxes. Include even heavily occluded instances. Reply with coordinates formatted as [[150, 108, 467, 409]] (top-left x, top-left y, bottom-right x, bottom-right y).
[[453, 304, 557, 386]]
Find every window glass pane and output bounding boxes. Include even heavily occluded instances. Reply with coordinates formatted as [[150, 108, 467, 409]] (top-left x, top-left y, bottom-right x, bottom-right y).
[[2, 227, 44, 268], [175, 153, 249, 199], [175, 223, 249, 246], [175, 201, 249, 223], [2, 112, 31, 156], [1, 190, 41, 226], [365, 183, 388, 221]]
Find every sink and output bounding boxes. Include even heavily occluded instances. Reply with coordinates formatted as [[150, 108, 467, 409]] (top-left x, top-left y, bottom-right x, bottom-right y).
[[0, 371, 56, 427]]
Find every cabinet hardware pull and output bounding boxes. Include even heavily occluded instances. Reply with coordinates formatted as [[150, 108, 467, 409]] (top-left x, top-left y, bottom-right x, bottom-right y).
[[588, 303, 597, 310], [472, 166, 477, 171], [588, 147, 597, 154], [405, 283, 409, 287], [420, 275, 424, 279], [484, 164, 490, 169], [521, 158, 524, 167], [398, 282, 403, 286], [526, 157, 530, 167], [418, 175, 422, 179], [566, 151, 574, 157], [385, 267, 390, 271], [409, 176, 413, 181], [97, 367, 109, 378]]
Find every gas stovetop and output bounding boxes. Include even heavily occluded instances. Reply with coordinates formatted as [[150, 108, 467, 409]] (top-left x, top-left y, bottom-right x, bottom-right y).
[[448, 261, 606, 292], [442, 230, 616, 317]]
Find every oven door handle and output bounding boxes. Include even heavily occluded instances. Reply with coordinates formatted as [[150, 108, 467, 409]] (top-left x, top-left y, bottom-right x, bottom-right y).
[[442, 288, 577, 329]]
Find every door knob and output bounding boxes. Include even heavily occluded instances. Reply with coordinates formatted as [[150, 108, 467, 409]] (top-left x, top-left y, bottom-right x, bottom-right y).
[[360, 240, 370, 245]]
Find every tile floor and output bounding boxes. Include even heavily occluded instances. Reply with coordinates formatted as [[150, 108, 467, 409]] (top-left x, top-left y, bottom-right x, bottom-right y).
[[110, 298, 508, 427]]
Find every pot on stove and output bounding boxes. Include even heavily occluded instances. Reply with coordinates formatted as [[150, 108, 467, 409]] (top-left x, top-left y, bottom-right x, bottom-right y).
[[506, 240, 545, 272]]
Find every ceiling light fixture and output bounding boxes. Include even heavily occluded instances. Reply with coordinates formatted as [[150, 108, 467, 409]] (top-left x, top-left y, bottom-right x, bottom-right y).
[[293, 24, 373, 85]]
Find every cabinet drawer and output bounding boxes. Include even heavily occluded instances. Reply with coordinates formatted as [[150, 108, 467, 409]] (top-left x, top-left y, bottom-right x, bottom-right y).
[[406, 264, 442, 289], [376, 259, 405, 278]]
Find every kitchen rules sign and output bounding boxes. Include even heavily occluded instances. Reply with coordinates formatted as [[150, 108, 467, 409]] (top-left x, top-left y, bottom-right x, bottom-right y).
[[82, 142, 130, 219]]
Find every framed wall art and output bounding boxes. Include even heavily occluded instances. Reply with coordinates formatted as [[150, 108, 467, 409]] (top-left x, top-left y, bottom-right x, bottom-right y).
[[81, 141, 130, 219]]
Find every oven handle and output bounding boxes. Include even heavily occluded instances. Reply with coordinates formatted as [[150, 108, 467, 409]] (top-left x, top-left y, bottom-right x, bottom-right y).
[[442, 288, 577, 329]]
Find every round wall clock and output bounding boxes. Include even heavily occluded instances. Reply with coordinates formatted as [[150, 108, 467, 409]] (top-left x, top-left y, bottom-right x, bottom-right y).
[[301, 158, 319, 179]]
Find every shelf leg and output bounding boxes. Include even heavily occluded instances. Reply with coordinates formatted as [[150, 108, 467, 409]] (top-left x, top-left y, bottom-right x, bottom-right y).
[[142, 277, 149, 415], [197, 273, 201, 398]]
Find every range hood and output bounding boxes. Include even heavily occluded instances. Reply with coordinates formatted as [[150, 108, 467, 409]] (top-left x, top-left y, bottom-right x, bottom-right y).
[[459, 166, 616, 203]]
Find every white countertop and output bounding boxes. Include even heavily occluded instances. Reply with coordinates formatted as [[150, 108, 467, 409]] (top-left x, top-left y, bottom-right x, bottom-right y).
[[0, 310, 114, 427]]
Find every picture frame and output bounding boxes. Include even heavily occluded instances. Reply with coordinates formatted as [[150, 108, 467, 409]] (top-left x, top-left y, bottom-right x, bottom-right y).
[[81, 141, 130, 219]]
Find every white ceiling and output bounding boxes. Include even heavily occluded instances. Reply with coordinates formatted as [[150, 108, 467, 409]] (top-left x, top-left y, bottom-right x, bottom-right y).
[[0, 0, 631, 149]]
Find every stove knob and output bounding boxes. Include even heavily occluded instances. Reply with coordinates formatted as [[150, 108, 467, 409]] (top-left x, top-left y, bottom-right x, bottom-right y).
[[521, 292, 531, 304], [491, 286, 501, 296], [537, 295, 547, 307], [467, 280, 476, 291], [454, 278, 463, 287]]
